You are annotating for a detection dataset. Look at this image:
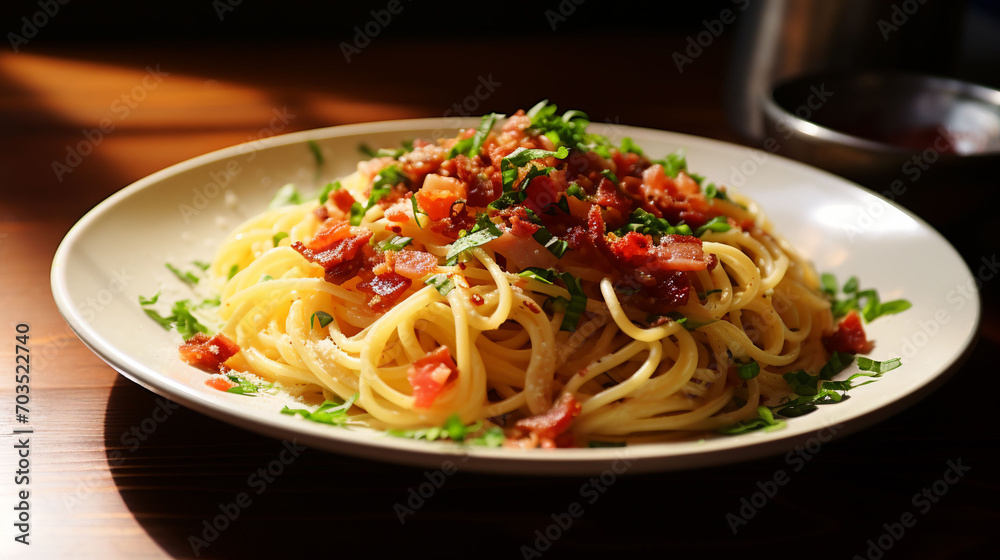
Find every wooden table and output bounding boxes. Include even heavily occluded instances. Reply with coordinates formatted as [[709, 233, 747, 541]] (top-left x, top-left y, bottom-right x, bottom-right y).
[[2, 39, 998, 559]]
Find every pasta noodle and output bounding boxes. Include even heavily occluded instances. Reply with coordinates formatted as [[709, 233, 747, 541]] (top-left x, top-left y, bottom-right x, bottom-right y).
[[183, 105, 870, 448]]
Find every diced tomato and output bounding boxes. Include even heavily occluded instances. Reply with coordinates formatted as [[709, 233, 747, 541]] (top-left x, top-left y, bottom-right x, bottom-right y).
[[205, 376, 236, 392], [607, 231, 652, 264], [392, 250, 438, 280], [356, 272, 412, 312], [179, 333, 240, 373], [416, 174, 466, 221], [407, 346, 458, 408], [506, 393, 582, 449], [822, 310, 873, 354]]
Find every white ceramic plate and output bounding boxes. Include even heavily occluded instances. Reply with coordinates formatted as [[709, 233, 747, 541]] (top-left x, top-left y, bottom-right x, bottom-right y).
[[51, 118, 980, 475]]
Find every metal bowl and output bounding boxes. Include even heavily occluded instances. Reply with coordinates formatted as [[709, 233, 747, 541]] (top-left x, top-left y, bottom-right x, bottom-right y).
[[761, 72, 1000, 185]]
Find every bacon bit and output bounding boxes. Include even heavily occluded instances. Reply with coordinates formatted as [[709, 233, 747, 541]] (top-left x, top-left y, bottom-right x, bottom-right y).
[[417, 174, 466, 221], [356, 272, 412, 312], [384, 200, 411, 223], [407, 346, 458, 408], [313, 205, 330, 222], [458, 262, 467, 270], [740, 219, 756, 231], [523, 175, 560, 217], [205, 376, 236, 392], [505, 393, 581, 449], [524, 300, 541, 314], [706, 254, 719, 271], [179, 333, 240, 373], [595, 176, 631, 217], [293, 220, 372, 284], [331, 189, 357, 214], [653, 235, 708, 272], [822, 310, 873, 354], [392, 250, 438, 280], [510, 215, 540, 237], [470, 294, 485, 306]]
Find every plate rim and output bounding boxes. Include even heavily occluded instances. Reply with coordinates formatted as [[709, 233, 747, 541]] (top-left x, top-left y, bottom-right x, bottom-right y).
[[50, 117, 983, 475]]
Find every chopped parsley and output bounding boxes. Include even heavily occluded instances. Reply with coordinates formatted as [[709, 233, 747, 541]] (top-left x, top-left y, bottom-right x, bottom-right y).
[[444, 213, 502, 265], [652, 150, 687, 179], [693, 216, 732, 237], [424, 273, 455, 296], [448, 112, 503, 159], [388, 413, 505, 447], [281, 393, 358, 426], [310, 310, 334, 330], [379, 235, 412, 252], [318, 181, 341, 204], [737, 361, 760, 380], [821, 273, 912, 321], [140, 295, 211, 341], [227, 264, 239, 280], [268, 184, 303, 209], [614, 208, 694, 237], [519, 267, 557, 284], [272, 232, 289, 247], [225, 374, 274, 397], [166, 262, 200, 285], [351, 165, 410, 226], [558, 272, 586, 332]]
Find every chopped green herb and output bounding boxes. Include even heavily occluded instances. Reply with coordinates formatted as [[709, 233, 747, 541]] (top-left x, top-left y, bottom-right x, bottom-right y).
[[139, 291, 160, 306], [351, 165, 409, 226], [260, 274, 274, 282], [166, 263, 200, 285], [703, 182, 733, 202], [318, 181, 341, 204], [307, 140, 324, 167], [619, 137, 644, 156], [532, 225, 569, 259], [823, 273, 911, 321], [170, 299, 210, 340], [448, 113, 503, 159], [227, 264, 239, 280], [558, 272, 586, 332], [697, 289, 723, 299], [469, 426, 505, 447], [310, 310, 334, 330], [379, 235, 413, 252], [600, 169, 619, 184], [716, 406, 786, 435], [566, 183, 587, 200], [424, 273, 455, 296], [281, 393, 358, 426], [737, 361, 760, 380], [268, 184, 303, 209], [694, 216, 732, 237], [614, 208, 694, 237], [193, 261, 211, 271], [406, 195, 424, 229], [519, 267, 557, 284], [444, 213, 502, 265], [653, 150, 687, 178], [225, 374, 273, 397], [272, 232, 289, 247]]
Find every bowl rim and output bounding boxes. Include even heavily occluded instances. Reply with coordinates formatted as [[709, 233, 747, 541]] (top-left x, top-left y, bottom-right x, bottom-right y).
[[762, 70, 1000, 158]]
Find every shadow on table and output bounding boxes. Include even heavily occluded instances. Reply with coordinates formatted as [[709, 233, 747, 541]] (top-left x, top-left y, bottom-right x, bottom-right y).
[[102, 356, 999, 559]]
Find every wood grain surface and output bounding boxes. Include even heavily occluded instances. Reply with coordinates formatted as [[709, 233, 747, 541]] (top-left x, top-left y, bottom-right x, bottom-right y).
[[1, 37, 997, 560]]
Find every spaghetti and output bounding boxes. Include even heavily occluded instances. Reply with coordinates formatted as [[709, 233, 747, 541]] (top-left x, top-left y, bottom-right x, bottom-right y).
[[183, 104, 876, 447]]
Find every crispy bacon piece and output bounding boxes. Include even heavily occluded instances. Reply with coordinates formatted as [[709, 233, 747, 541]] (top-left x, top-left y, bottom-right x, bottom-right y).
[[506, 393, 582, 449], [356, 272, 411, 312], [407, 346, 458, 408], [179, 333, 240, 373], [392, 250, 439, 280], [292, 220, 372, 284], [330, 189, 357, 214], [822, 310, 873, 354]]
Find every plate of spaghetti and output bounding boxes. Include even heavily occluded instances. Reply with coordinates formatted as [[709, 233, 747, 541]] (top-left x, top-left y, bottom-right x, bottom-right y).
[[51, 103, 979, 474]]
